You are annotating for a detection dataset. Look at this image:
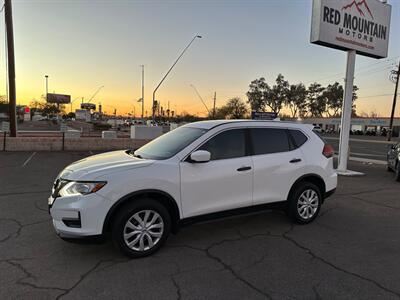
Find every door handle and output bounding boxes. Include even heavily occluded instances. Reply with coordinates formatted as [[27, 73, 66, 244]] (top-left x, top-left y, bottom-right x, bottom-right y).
[[289, 158, 302, 163], [237, 166, 252, 172]]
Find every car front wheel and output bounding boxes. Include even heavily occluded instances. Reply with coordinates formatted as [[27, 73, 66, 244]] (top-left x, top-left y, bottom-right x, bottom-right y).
[[111, 198, 171, 258], [287, 182, 322, 224]]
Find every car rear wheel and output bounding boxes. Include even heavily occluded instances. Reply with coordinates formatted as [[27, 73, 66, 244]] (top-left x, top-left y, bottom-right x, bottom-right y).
[[111, 198, 171, 258], [287, 182, 322, 224]]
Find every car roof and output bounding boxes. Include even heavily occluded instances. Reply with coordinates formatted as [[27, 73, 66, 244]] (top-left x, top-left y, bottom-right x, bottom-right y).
[[182, 119, 313, 130]]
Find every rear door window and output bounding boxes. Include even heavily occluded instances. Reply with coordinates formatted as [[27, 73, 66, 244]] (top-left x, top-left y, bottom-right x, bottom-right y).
[[250, 128, 290, 155]]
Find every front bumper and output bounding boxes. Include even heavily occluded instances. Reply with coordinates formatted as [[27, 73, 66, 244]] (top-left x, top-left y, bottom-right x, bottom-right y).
[[49, 192, 112, 237]]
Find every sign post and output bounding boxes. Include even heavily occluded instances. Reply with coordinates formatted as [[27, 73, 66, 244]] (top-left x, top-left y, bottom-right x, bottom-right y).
[[311, 0, 391, 175], [337, 50, 356, 172]]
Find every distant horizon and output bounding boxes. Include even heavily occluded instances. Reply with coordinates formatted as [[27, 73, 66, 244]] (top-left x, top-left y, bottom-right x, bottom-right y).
[[1, 0, 399, 117]]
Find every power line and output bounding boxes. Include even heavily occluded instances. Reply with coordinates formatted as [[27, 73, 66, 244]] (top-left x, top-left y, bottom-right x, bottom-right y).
[[357, 93, 393, 99], [356, 66, 393, 79], [305, 56, 398, 85]]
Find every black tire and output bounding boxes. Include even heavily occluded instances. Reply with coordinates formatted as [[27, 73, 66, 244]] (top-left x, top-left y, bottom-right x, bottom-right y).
[[111, 198, 171, 258], [287, 182, 322, 224], [395, 162, 400, 182]]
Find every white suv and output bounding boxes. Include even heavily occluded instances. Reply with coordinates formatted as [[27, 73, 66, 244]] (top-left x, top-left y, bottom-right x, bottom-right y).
[[49, 120, 337, 257]]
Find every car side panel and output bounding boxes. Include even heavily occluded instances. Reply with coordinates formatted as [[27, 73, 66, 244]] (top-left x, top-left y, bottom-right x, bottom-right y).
[[252, 148, 307, 204], [294, 133, 337, 195], [180, 156, 253, 218], [95, 159, 182, 217]]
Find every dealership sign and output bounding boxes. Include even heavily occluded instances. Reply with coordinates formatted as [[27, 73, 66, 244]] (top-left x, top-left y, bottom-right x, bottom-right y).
[[311, 0, 391, 58], [47, 93, 71, 104]]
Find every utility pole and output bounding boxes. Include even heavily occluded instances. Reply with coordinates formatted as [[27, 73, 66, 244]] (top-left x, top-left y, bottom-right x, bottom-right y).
[[45, 75, 49, 98], [387, 60, 400, 141], [213, 92, 216, 119], [5, 0, 17, 137], [140, 65, 144, 119]]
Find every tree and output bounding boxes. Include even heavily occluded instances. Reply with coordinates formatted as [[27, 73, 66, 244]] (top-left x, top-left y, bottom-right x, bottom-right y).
[[173, 111, 203, 123], [285, 83, 307, 118], [63, 112, 76, 120], [246, 77, 270, 111], [0, 96, 8, 114], [210, 98, 249, 120], [323, 82, 358, 117], [29, 99, 44, 118], [307, 83, 326, 117], [323, 82, 343, 117], [267, 74, 289, 114], [208, 106, 229, 119], [224, 97, 248, 119]]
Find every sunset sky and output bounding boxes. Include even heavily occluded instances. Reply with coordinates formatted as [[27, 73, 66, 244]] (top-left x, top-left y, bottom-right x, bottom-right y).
[[1, 0, 399, 117]]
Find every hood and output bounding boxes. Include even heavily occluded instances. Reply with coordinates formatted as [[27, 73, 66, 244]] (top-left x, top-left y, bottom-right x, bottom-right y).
[[59, 150, 154, 180]]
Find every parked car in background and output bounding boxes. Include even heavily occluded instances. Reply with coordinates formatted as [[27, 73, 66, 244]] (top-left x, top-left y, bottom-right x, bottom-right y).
[[365, 130, 377, 136], [313, 125, 323, 133], [48, 120, 337, 258], [387, 142, 400, 182]]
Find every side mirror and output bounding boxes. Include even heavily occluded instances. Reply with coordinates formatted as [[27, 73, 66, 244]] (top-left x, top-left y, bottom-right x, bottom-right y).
[[190, 150, 211, 163]]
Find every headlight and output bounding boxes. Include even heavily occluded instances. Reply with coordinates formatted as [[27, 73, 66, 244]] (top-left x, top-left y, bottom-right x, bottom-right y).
[[58, 181, 107, 197]]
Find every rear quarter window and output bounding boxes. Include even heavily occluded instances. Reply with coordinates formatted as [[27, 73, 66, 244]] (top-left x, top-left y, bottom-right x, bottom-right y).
[[289, 129, 308, 148]]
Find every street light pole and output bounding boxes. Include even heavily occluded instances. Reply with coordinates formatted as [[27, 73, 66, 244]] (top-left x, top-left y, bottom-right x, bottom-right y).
[[5, 0, 17, 137], [152, 35, 202, 122]]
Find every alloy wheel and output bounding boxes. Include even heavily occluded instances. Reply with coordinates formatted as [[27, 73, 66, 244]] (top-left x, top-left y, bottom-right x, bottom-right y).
[[123, 210, 164, 252], [297, 189, 319, 220]]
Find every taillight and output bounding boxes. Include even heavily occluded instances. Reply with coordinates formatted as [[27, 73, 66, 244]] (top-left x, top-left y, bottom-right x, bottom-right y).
[[322, 144, 334, 158]]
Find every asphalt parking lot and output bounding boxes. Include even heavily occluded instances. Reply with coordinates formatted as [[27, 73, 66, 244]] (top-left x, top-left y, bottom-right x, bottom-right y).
[[1, 151, 400, 299]]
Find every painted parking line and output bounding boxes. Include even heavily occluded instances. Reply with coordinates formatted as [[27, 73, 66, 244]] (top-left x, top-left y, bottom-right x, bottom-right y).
[[349, 152, 386, 158], [349, 156, 387, 165], [334, 154, 386, 165], [21, 152, 37, 167]]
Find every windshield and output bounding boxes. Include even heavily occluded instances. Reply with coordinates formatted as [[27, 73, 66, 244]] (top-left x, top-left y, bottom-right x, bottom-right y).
[[133, 127, 207, 160]]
